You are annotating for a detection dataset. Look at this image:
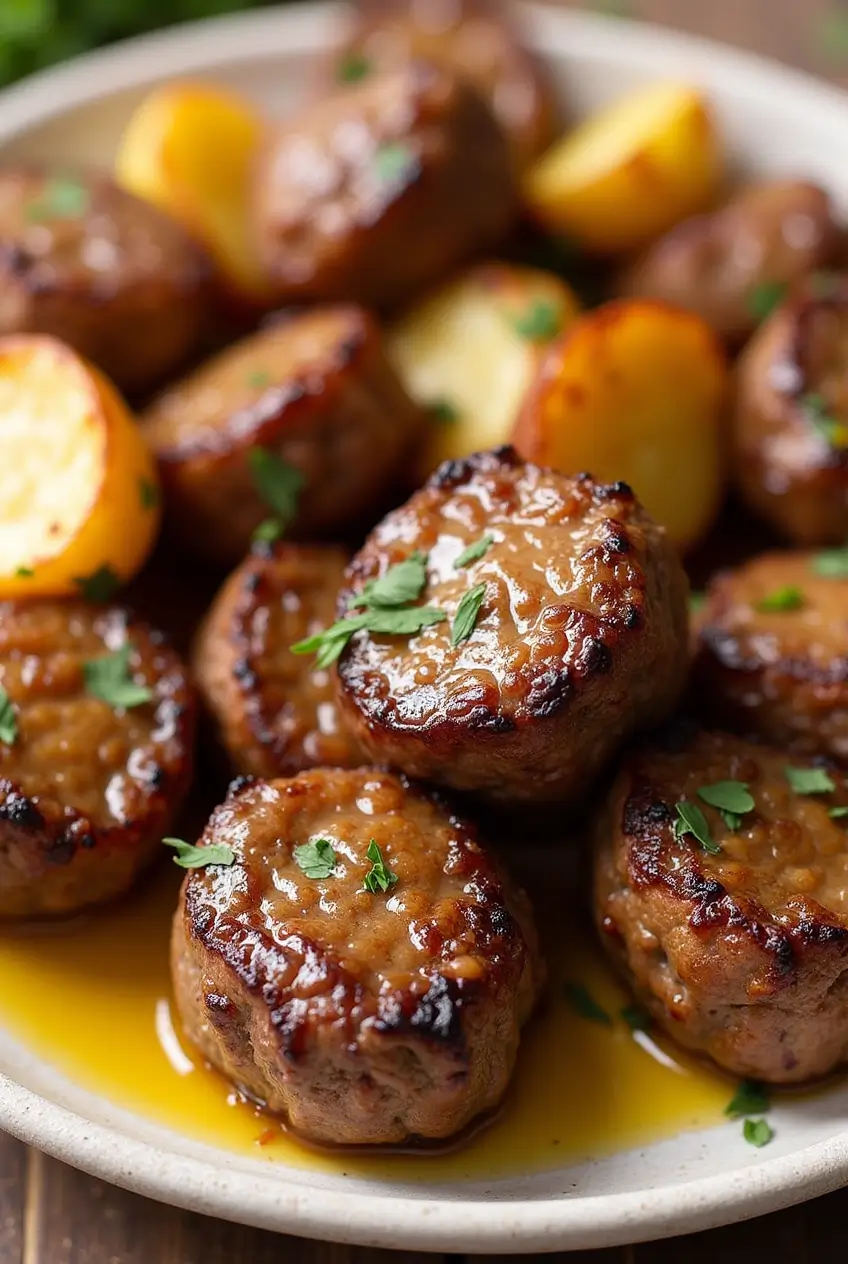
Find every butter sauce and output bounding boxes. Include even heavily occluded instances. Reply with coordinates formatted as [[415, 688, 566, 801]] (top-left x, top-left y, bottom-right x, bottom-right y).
[[0, 862, 732, 1179]]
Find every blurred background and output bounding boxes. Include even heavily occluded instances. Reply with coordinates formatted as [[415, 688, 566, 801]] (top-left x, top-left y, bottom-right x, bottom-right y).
[[4, 0, 848, 89]]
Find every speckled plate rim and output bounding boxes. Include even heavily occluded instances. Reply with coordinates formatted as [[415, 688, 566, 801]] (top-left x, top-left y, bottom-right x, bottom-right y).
[[3, 3, 848, 1251]]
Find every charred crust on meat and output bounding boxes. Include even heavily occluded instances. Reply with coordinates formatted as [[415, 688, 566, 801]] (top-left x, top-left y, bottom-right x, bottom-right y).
[[701, 621, 848, 685], [226, 774, 257, 799], [375, 973, 467, 1048], [596, 479, 635, 502], [0, 786, 44, 829], [429, 445, 521, 492]]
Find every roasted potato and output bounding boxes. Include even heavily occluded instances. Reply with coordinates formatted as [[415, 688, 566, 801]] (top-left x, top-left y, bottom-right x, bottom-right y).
[[322, 0, 558, 173], [619, 180, 843, 344], [115, 81, 270, 306], [0, 336, 160, 597], [512, 300, 729, 552], [387, 262, 580, 475], [524, 82, 722, 255]]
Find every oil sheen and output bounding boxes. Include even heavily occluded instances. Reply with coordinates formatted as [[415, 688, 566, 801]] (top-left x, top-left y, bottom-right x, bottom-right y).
[[0, 864, 731, 1180]]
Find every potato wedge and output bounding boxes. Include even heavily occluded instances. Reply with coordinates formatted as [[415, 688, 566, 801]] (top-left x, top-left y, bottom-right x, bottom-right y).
[[115, 81, 269, 305], [387, 262, 580, 476], [0, 336, 160, 597], [524, 82, 722, 254], [512, 300, 728, 552]]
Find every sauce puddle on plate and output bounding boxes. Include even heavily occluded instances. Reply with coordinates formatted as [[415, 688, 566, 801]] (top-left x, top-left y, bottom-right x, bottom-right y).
[[0, 864, 731, 1181]]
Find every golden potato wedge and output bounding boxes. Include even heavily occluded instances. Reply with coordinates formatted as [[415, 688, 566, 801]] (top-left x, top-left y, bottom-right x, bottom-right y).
[[512, 300, 728, 552], [115, 81, 270, 305], [0, 336, 160, 598], [387, 262, 580, 476], [524, 82, 722, 254]]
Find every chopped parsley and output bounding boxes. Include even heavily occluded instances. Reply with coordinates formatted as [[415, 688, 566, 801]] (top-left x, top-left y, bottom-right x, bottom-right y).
[[802, 392, 848, 449], [14, 566, 33, 578], [564, 982, 612, 1026], [74, 564, 121, 603], [812, 547, 848, 579], [363, 839, 398, 893], [620, 1004, 652, 1032], [513, 299, 562, 341], [293, 607, 446, 669], [349, 551, 428, 611], [784, 765, 836, 795], [697, 780, 755, 832], [747, 280, 788, 324], [337, 51, 371, 83], [455, 534, 494, 569], [252, 518, 284, 545], [725, 1080, 770, 1119], [83, 643, 153, 710], [689, 591, 706, 615], [829, 805, 848, 819], [428, 398, 459, 424], [248, 447, 303, 535], [373, 140, 418, 185], [293, 837, 337, 880], [164, 837, 235, 869], [247, 369, 271, 389], [673, 801, 720, 854], [451, 582, 487, 646], [743, 1118, 774, 1148], [0, 687, 17, 745], [139, 476, 159, 510], [26, 175, 90, 222], [756, 585, 804, 613]]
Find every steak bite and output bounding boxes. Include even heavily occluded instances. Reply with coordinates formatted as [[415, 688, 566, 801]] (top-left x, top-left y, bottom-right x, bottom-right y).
[[594, 725, 848, 1083], [253, 60, 517, 310], [333, 447, 689, 804], [193, 542, 363, 777], [0, 599, 194, 918], [171, 767, 542, 1146], [692, 549, 848, 763], [144, 305, 423, 564]]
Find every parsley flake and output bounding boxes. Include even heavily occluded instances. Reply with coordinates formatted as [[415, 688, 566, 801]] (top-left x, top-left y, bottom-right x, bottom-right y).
[[139, 476, 159, 510], [743, 1118, 774, 1148], [725, 1080, 770, 1119], [689, 591, 706, 615], [83, 643, 153, 710], [428, 398, 460, 424], [350, 552, 428, 610], [621, 1004, 652, 1032], [292, 607, 446, 668], [253, 518, 284, 545], [164, 837, 235, 869], [248, 448, 303, 533], [830, 805, 848, 819], [337, 51, 372, 83], [74, 564, 121, 603], [812, 547, 848, 579], [293, 837, 337, 880], [785, 765, 836, 795], [513, 299, 562, 341], [14, 566, 33, 578], [373, 141, 418, 185], [747, 280, 788, 324], [564, 982, 612, 1026], [673, 801, 720, 854], [756, 585, 804, 613], [363, 839, 398, 893], [698, 780, 755, 832], [26, 175, 90, 222], [455, 534, 494, 569], [802, 392, 848, 448], [0, 687, 17, 745], [451, 582, 487, 646]]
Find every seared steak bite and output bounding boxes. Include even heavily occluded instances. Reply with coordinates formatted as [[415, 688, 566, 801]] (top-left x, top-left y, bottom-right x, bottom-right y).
[[171, 767, 542, 1146], [594, 725, 848, 1082], [334, 447, 689, 804]]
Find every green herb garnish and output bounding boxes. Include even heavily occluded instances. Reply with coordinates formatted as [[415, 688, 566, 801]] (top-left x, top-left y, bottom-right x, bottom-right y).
[[373, 141, 417, 184], [451, 582, 487, 646], [26, 175, 90, 222], [725, 1080, 770, 1119], [14, 566, 33, 578], [292, 607, 446, 669], [293, 837, 337, 880], [74, 564, 121, 603], [564, 983, 612, 1026], [785, 765, 836, 795], [0, 687, 17, 744], [253, 518, 284, 545], [349, 551, 428, 610], [455, 534, 494, 569], [698, 780, 755, 832], [743, 1118, 774, 1148], [812, 547, 848, 579], [689, 591, 706, 615], [164, 837, 235, 869], [248, 447, 303, 533], [513, 299, 562, 341], [139, 476, 158, 510], [756, 586, 804, 613], [802, 392, 848, 448], [830, 805, 848, 819], [83, 643, 153, 710], [363, 839, 398, 893], [429, 398, 459, 424], [747, 280, 788, 324], [337, 51, 371, 84], [621, 1004, 652, 1032], [673, 801, 720, 854]]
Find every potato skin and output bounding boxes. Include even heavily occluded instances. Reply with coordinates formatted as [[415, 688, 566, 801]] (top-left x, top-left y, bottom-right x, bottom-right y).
[[594, 725, 848, 1083], [193, 542, 363, 777], [692, 550, 848, 763], [619, 180, 842, 344], [322, 0, 558, 173], [0, 168, 209, 394], [253, 60, 517, 311], [143, 306, 424, 564], [335, 447, 689, 805], [0, 600, 194, 919], [732, 277, 848, 544]]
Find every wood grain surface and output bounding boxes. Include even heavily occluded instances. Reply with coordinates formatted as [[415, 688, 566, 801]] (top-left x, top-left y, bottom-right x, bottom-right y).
[[5, 0, 848, 1259]]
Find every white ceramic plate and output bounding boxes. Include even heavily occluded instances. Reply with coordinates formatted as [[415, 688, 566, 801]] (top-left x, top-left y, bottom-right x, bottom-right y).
[[4, 3, 848, 1252]]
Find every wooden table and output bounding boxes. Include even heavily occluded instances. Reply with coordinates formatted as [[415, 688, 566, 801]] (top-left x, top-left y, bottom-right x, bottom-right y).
[[5, 0, 848, 1259]]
